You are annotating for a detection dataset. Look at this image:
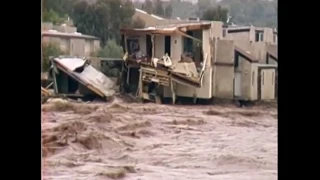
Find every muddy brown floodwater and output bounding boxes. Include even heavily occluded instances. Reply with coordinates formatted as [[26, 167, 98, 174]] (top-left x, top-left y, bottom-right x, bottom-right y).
[[41, 98, 277, 180]]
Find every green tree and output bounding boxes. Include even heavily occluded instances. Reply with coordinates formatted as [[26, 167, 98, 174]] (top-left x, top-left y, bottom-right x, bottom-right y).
[[197, 0, 215, 17], [95, 40, 124, 58], [42, 42, 64, 72], [43, 9, 64, 24], [132, 17, 146, 28], [133, 0, 143, 9], [71, 0, 135, 46], [153, 0, 164, 17], [201, 5, 228, 22], [119, 0, 136, 28], [169, 0, 197, 20], [43, 0, 77, 17], [164, 3, 173, 18], [219, 0, 277, 28], [142, 0, 153, 14]]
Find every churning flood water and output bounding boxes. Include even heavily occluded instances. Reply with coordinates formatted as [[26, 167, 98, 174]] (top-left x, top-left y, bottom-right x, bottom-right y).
[[42, 99, 277, 180]]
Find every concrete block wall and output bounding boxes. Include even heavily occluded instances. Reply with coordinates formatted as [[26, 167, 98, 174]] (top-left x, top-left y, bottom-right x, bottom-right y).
[[212, 39, 235, 99], [239, 57, 257, 101]]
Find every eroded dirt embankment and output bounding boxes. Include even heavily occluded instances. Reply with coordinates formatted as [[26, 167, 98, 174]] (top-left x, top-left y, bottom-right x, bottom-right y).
[[42, 98, 277, 180]]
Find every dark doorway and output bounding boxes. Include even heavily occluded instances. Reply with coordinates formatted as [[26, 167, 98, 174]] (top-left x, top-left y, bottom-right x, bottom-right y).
[[146, 35, 152, 57], [68, 76, 78, 93], [165, 36, 171, 56], [120, 35, 125, 53], [184, 31, 193, 52]]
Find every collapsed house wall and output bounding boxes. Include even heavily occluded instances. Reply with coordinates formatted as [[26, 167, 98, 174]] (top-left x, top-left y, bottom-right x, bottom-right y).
[[55, 70, 106, 96], [166, 22, 223, 99], [163, 28, 215, 99], [165, 21, 223, 99], [163, 68, 212, 99], [52, 57, 116, 98]]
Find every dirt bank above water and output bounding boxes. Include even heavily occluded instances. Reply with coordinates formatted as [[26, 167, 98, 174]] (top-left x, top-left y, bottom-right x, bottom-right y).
[[42, 99, 277, 180]]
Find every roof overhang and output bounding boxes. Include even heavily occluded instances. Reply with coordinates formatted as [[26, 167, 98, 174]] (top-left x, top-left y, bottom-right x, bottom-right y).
[[42, 32, 100, 40], [120, 22, 211, 36]]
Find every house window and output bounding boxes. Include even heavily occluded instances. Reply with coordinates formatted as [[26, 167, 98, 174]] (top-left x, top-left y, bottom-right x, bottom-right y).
[[273, 34, 277, 44], [262, 72, 264, 85], [252, 71, 255, 86], [255, 31, 264, 42], [127, 38, 140, 54], [255, 32, 259, 42], [259, 33, 264, 41]]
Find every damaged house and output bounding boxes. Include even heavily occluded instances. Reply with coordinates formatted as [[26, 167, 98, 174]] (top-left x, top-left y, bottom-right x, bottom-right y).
[[120, 21, 277, 104], [49, 57, 116, 100]]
